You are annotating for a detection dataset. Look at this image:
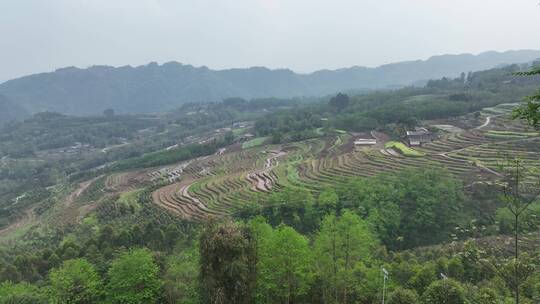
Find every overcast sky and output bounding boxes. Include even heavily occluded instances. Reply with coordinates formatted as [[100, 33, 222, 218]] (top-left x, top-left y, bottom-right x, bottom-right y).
[[1, 0, 540, 82]]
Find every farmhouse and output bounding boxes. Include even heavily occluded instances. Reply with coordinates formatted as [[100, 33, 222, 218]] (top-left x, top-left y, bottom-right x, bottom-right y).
[[406, 127, 435, 146], [354, 138, 377, 146]]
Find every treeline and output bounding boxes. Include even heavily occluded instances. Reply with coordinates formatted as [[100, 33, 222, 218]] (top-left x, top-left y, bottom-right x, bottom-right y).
[[111, 132, 234, 171], [0, 112, 159, 157], [238, 167, 467, 249]]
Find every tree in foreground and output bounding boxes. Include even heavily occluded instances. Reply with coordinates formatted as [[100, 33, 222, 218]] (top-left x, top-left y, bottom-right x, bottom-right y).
[[257, 224, 314, 304], [421, 279, 465, 304], [497, 158, 540, 304], [49, 258, 102, 304], [106, 248, 163, 304], [163, 243, 200, 304], [199, 219, 256, 304], [314, 211, 377, 303]]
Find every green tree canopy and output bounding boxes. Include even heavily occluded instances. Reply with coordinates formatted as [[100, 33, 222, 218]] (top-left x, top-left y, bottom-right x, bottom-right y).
[[421, 279, 465, 304], [199, 219, 256, 304], [314, 210, 378, 303], [0, 281, 46, 304], [163, 243, 200, 304], [339, 167, 464, 249], [387, 287, 419, 304], [49, 258, 102, 304], [256, 224, 314, 304], [106, 249, 163, 304]]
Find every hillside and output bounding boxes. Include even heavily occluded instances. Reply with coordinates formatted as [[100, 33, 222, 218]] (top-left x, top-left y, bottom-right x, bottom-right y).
[[1, 64, 540, 303], [0, 95, 29, 127], [1, 50, 539, 116]]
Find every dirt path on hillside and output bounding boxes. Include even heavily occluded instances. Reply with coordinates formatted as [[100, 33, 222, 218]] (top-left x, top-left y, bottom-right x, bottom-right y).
[[436, 136, 540, 178], [65, 176, 102, 207], [0, 208, 36, 236], [438, 152, 503, 177], [475, 114, 503, 130], [476, 116, 492, 129]]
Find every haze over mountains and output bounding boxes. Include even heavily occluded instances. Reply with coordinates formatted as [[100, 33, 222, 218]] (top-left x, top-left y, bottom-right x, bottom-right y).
[[0, 50, 539, 121]]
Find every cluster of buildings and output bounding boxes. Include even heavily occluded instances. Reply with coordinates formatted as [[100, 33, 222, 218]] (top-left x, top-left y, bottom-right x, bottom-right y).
[[353, 127, 437, 148]]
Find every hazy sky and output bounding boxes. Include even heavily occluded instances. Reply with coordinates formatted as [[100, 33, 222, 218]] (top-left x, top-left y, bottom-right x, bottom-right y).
[[1, 0, 540, 82]]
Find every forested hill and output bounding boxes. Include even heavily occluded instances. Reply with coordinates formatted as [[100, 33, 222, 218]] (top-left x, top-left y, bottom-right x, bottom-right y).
[[0, 94, 29, 127], [1, 50, 539, 116]]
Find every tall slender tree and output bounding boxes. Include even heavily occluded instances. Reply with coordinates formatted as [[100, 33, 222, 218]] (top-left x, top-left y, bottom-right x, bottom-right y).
[[255, 223, 314, 304], [199, 219, 257, 304], [497, 158, 540, 304], [314, 211, 377, 303]]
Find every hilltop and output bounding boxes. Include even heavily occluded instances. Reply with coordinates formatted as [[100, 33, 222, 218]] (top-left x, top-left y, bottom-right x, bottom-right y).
[[1, 50, 539, 116]]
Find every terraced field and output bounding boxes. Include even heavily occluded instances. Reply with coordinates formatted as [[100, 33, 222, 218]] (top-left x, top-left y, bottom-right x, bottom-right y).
[[86, 104, 537, 221]]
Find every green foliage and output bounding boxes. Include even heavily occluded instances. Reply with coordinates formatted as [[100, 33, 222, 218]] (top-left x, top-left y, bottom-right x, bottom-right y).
[[199, 220, 256, 304], [496, 201, 540, 234], [352, 262, 382, 303], [314, 211, 377, 303], [257, 187, 318, 233], [163, 243, 200, 304], [0, 281, 46, 304], [421, 279, 465, 304], [255, 224, 314, 303], [468, 286, 500, 304], [48, 258, 103, 304], [317, 188, 339, 215], [410, 262, 438, 295], [513, 68, 540, 129], [329, 93, 350, 112], [106, 249, 163, 304], [387, 287, 419, 304], [338, 167, 464, 249]]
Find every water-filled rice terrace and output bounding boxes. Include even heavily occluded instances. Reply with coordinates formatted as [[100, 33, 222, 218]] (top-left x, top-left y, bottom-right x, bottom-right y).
[[98, 105, 540, 221]]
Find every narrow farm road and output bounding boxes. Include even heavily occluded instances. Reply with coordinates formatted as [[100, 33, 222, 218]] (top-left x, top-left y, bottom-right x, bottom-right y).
[[475, 114, 504, 130], [0, 208, 35, 236]]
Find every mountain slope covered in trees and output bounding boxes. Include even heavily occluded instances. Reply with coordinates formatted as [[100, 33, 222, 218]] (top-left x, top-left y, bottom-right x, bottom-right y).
[[1, 50, 539, 116], [0, 95, 29, 127]]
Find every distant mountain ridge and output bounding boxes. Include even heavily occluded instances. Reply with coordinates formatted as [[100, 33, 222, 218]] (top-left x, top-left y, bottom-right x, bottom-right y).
[[1, 49, 539, 116]]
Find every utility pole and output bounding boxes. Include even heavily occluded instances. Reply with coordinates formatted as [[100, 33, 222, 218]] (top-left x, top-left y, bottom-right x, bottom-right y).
[[381, 267, 388, 304]]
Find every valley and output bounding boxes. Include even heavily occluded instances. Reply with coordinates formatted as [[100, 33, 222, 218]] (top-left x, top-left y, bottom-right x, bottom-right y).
[[1, 62, 539, 303]]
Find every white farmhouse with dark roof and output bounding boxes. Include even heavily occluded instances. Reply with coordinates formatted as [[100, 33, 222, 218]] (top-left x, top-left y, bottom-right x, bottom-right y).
[[406, 127, 435, 146]]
